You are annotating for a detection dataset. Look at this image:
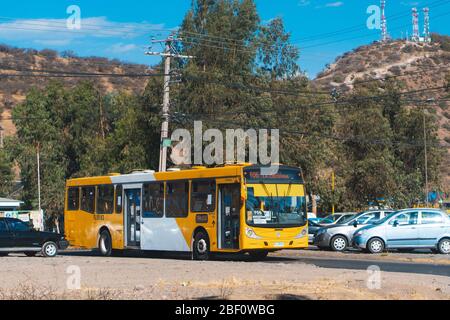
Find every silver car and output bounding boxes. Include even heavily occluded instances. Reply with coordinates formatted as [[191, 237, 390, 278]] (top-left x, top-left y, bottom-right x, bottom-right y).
[[353, 209, 450, 254], [314, 210, 394, 252]]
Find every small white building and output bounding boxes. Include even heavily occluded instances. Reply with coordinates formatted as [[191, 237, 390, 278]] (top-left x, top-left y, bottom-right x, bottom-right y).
[[0, 197, 23, 213]]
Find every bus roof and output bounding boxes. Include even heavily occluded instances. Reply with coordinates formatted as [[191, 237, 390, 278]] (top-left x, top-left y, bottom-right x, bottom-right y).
[[66, 164, 302, 187]]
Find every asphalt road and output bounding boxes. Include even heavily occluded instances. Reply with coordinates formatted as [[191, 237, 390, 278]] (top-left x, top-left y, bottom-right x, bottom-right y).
[[265, 255, 450, 277], [60, 249, 450, 277]]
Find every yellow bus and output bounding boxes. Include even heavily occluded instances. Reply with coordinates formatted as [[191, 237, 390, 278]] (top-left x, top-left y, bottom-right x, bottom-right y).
[[64, 164, 308, 260]]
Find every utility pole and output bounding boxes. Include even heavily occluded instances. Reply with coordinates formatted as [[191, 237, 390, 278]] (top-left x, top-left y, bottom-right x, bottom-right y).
[[36, 142, 42, 230], [146, 33, 194, 172], [423, 109, 429, 207], [0, 124, 4, 149], [331, 170, 335, 215], [423, 98, 435, 207]]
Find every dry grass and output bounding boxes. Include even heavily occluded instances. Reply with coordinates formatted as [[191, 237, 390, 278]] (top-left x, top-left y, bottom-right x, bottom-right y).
[[0, 283, 123, 300]]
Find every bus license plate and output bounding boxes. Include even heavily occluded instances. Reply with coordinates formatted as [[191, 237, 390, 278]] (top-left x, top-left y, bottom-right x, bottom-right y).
[[274, 242, 284, 247]]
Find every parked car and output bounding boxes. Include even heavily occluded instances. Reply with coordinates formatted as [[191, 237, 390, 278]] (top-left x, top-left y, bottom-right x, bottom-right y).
[[308, 219, 323, 244], [353, 209, 450, 254], [320, 213, 356, 226], [0, 218, 69, 257], [313, 210, 394, 252]]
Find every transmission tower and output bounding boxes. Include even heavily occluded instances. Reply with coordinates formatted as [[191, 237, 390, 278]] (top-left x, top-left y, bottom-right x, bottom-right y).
[[381, 0, 388, 42], [412, 8, 420, 42], [423, 7, 431, 43]]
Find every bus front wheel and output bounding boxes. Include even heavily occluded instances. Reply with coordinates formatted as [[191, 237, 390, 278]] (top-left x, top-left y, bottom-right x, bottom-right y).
[[193, 231, 210, 261], [99, 231, 112, 257]]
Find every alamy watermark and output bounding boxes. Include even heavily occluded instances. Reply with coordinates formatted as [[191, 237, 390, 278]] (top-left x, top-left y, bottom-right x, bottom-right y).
[[66, 265, 81, 290], [170, 121, 280, 175], [367, 5, 381, 30], [366, 265, 382, 290], [66, 5, 81, 30]]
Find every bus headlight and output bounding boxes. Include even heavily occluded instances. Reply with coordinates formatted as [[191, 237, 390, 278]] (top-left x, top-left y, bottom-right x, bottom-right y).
[[246, 227, 262, 239], [295, 228, 308, 239]]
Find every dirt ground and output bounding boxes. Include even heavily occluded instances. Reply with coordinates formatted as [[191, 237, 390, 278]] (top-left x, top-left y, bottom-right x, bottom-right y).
[[284, 247, 450, 265], [0, 250, 449, 300]]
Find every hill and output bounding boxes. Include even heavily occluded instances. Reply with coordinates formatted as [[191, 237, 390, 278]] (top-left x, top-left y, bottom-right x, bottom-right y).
[[0, 45, 150, 136], [313, 34, 450, 189]]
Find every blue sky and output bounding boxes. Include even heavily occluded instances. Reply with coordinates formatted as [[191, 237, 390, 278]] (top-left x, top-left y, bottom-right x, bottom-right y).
[[0, 0, 448, 77]]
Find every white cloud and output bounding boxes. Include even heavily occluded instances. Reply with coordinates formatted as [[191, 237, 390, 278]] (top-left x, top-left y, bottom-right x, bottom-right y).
[[109, 43, 139, 53], [315, 1, 345, 9], [325, 1, 344, 7], [0, 17, 166, 44], [33, 39, 72, 46], [400, 1, 420, 6], [298, 0, 311, 6]]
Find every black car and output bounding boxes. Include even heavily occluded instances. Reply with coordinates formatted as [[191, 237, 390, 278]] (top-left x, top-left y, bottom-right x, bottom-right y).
[[308, 219, 323, 244], [0, 218, 69, 257]]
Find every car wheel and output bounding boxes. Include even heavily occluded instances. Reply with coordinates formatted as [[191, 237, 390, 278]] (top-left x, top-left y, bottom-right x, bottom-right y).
[[0, 253, 9, 257], [437, 238, 450, 254], [193, 231, 210, 261], [248, 250, 269, 261], [330, 235, 348, 252], [25, 252, 38, 257], [367, 238, 385, 254], [42, 241, 58, 258], [99, 231, 112, 257]]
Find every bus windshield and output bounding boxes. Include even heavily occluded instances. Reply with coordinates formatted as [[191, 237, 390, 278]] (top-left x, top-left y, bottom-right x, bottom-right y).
[[246, 185, 307, 228]]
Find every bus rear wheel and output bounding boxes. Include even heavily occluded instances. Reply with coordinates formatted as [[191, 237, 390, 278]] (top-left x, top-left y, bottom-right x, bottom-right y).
[[99, 231, 112, 257], [193, 231, 210, 261], [248, 250, 269, 261]]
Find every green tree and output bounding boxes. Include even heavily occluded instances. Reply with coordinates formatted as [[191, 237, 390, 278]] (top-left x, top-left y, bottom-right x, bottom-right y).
[[0, 146, 14, 197]]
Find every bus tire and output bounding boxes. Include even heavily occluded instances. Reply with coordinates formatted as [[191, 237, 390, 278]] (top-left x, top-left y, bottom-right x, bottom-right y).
[[99, 230, 112, 257], [193, 231, 210, 261], [248, 250, 269, 261]]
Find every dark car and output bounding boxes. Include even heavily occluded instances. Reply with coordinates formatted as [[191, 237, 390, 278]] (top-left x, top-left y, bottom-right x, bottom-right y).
[[0, 218, 69, 257], [308, 219, 323, 244]]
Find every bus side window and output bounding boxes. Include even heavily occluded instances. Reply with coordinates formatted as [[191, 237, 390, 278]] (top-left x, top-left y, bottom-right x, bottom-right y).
[[143, 183, 164, 218], [191, 180, 216, 212], [67, 187, 80, 211], [97, 185, 114, 215], [166, 181, 189, 218], [81, 186, 95, 214], [115, 185, 123, 214]]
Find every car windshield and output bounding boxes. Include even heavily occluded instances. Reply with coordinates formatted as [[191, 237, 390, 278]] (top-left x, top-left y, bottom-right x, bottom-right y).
[[322, 214, 342, 222], [336, 214, 357, 224], [246, 185, 307, 227], [372, 211, 397, 225]]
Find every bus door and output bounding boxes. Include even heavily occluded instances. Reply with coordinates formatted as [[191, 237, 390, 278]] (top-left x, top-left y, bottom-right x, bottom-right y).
[[124, 188, 141, 247], [217, 183, 241, 250]]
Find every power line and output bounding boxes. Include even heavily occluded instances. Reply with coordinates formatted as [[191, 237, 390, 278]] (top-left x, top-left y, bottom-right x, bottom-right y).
[[0, 0, 448, 55], [179, 117, 449, 149], [176, 86, 449, 118], [0, 65, 167, 78]]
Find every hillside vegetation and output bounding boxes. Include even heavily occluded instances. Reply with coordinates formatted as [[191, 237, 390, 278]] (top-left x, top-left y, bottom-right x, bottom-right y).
[[314, 34, 450, 188], [0, 45, 149, 136]]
